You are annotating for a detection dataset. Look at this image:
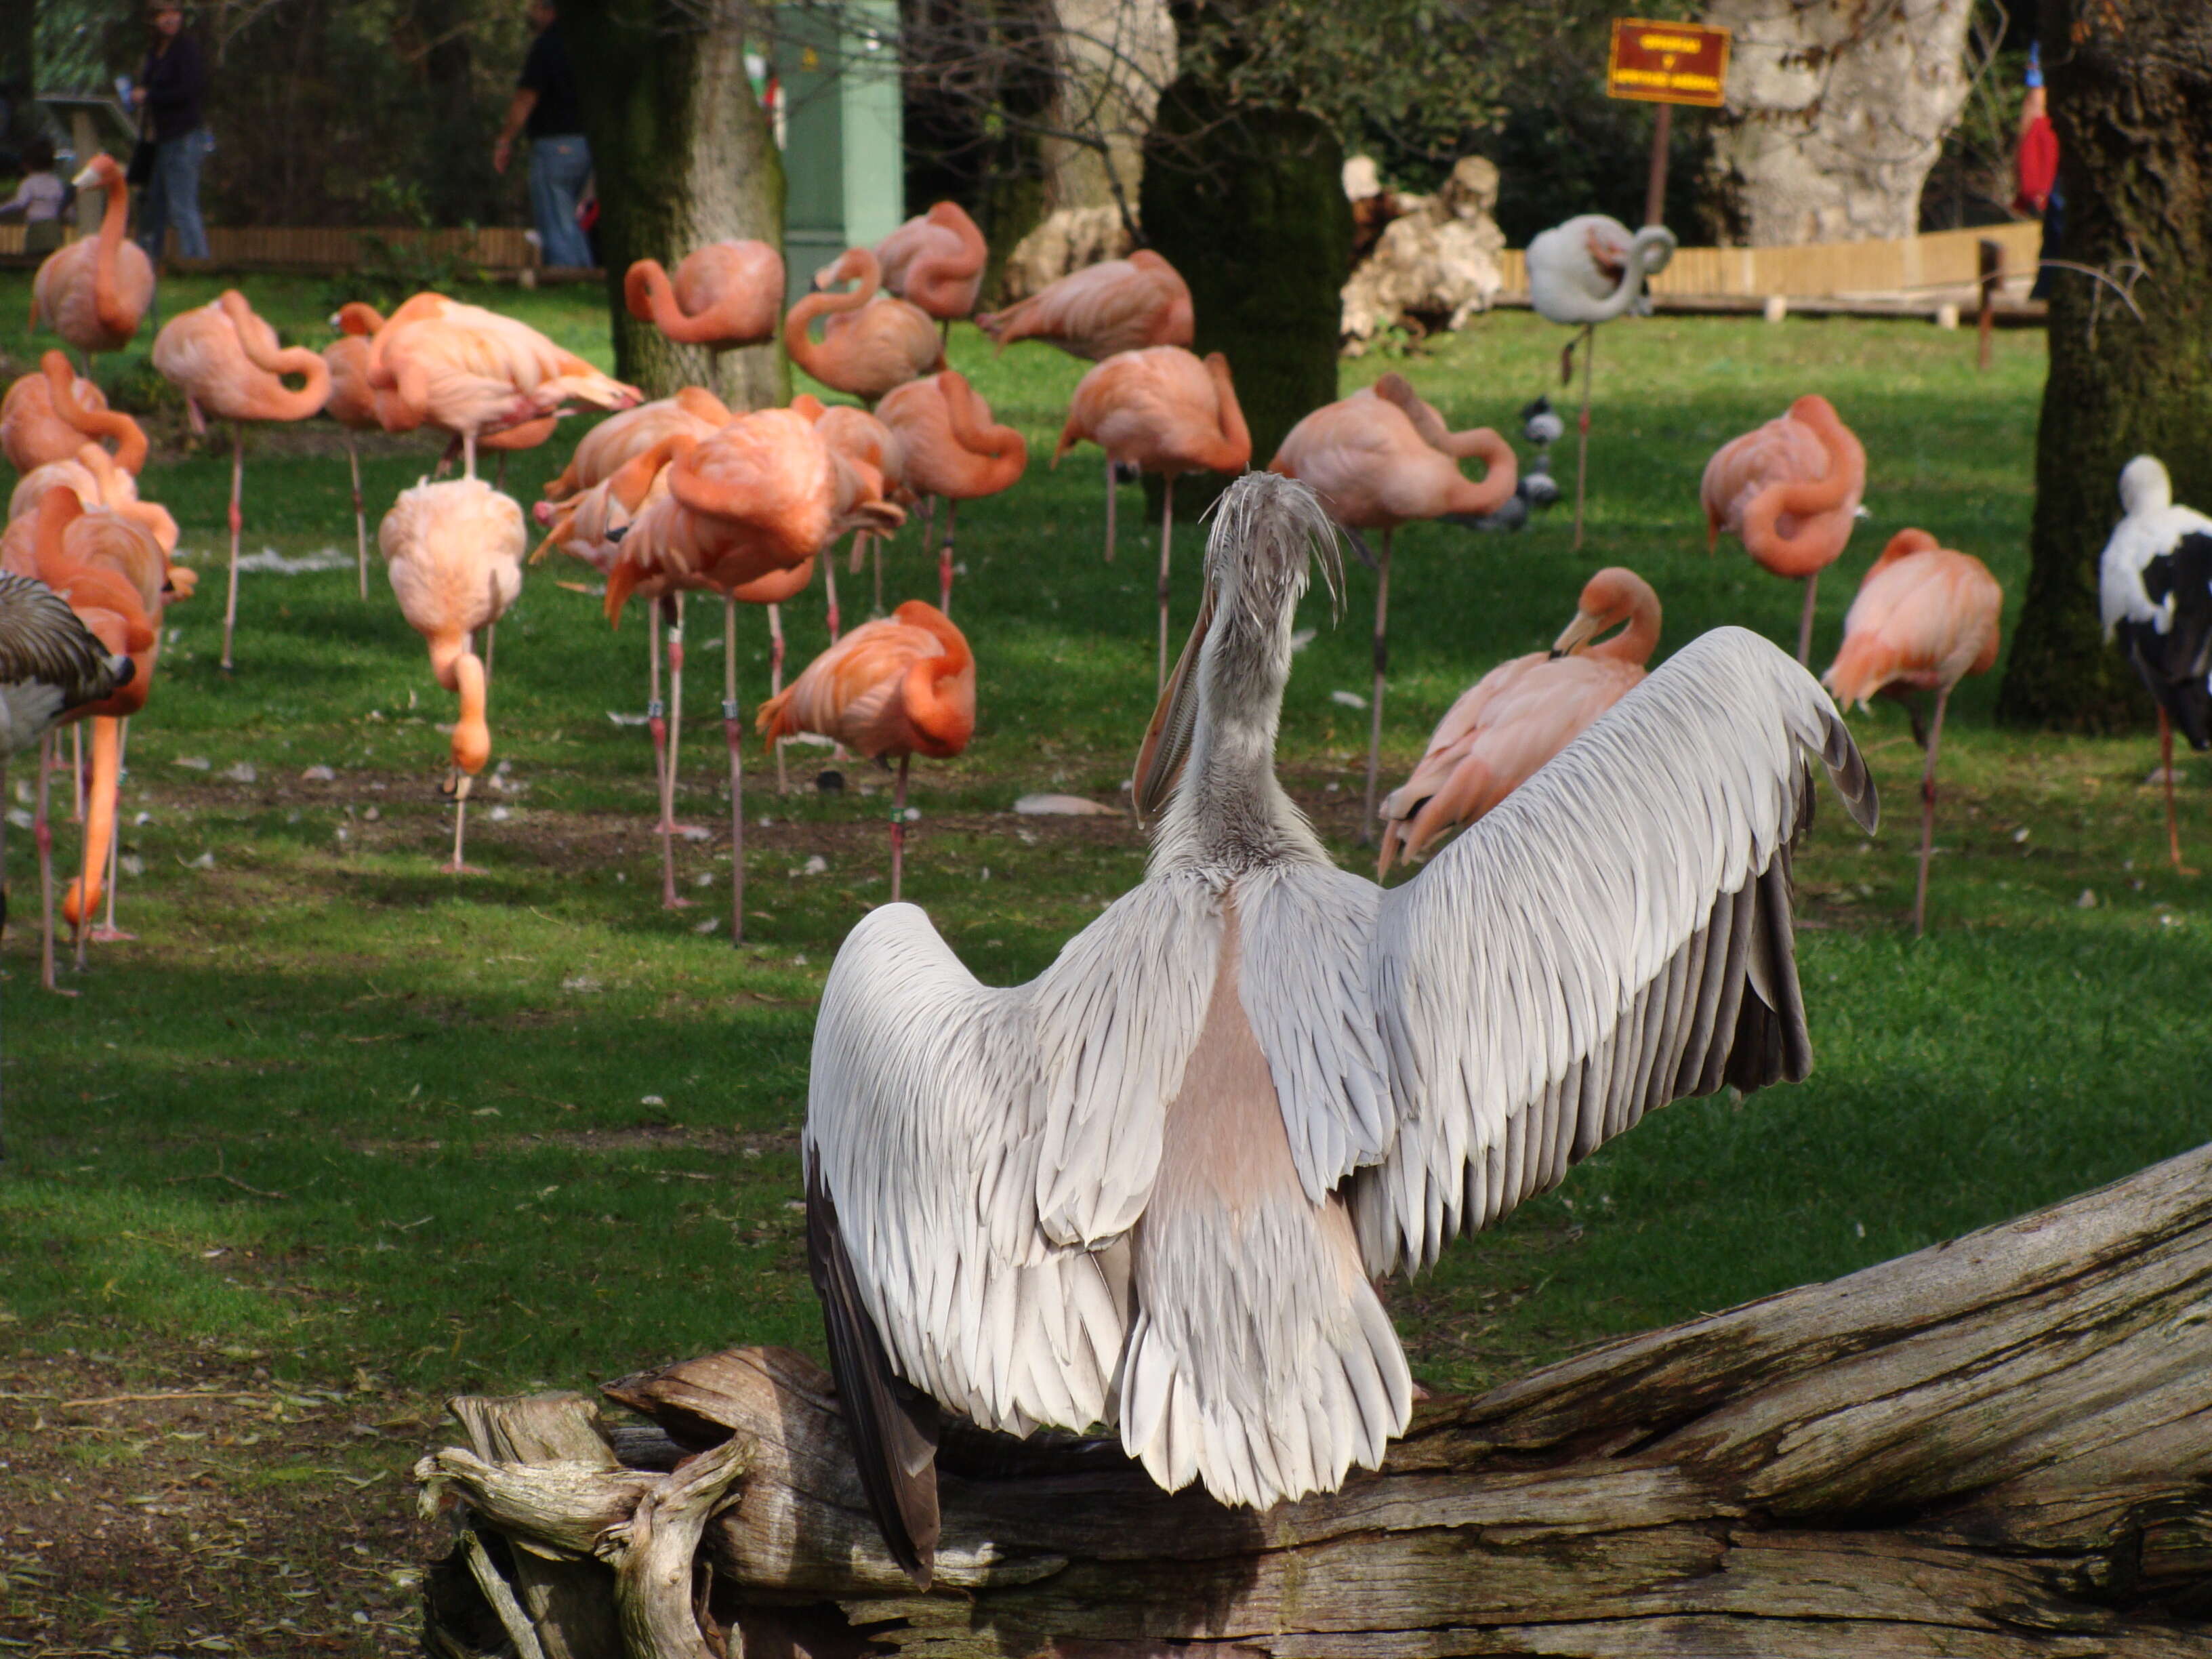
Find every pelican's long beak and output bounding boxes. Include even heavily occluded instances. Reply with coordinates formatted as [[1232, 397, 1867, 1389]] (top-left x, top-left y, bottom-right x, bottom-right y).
[[1133, 584, 1214, 821], [1549, 608, 1607, 659]]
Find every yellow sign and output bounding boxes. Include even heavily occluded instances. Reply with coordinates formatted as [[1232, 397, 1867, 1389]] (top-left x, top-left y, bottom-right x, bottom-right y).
[[1606, 18, 1732, 108]]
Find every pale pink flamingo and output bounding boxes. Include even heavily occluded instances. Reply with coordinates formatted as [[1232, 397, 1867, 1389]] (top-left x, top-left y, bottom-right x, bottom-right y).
[[1702, 394, 1867, 665], [1270, 373, 1519, 835], [1, 352, 148, 475], [783, 248, 944, 405], [877, 371, 1027, 616], [378, 478, 526, 874], [1823, 528, 2002, 935], [30, 156, 154, 372], [756, 600, 973, 901], [1377, 567, 1660, 876], [624, 241, 786, 352], [1054, 346, 1252, 690], [151, 290, 333, 671], [875, 202, 988, 326], [8, 443, 178, 556]]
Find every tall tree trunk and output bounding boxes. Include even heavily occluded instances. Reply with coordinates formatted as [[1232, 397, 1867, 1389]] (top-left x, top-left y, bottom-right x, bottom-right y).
[[1997, 0, 2212, 728], [562, 0, 789, 410], [1140, 75, 1347, 493]]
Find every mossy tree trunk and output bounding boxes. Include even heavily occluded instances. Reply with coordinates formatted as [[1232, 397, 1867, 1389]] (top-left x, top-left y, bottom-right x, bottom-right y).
[[1139, 73, 1349, 499], [561, 0, 789, 411], [1996, 0, 2212, 729]]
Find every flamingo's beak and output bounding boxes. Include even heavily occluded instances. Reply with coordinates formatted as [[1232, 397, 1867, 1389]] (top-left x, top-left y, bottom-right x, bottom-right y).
[[1549, 608, 1608, 659], [71, 164, 101, 189]]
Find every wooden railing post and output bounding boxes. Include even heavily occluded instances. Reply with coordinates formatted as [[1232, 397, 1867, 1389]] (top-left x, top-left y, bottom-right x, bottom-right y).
[[1977, 237, 2004, 369]]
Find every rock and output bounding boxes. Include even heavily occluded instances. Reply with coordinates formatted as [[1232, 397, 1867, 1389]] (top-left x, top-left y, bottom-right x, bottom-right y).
[[186, 851, 215, 869], [222, 761, 258, 784], [1340, 156, 1507, 352], [1013, 793, 1120, 817], [300, 764, 337, 781], [174, 756, 211, 771], [998, 207, 1135, 303], [1330, 689, 1369, 710], [2077, 888, 2098, 909], [802, 854, 830, 876]]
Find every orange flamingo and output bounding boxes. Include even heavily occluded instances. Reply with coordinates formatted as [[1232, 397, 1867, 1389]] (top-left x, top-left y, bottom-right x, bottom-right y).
[[30, 157, 154, 371], [1, 352, 148, 475], [976, 250, 1195, 360], [783, 248, 945, 405], [1055, 346, 1251, 690], [877, 370, 1027, 616], [875, 202, 988, 325], [1377, 567, 1660, 878], [152, 290, 333, 671], [624, 241, 785, 352], [324, 304, 415, 597], [793, 394, 909, 637], [605, 413, 904, 909], [8, 443, 178, 556], [1823, 529, 2002, 935], [538, 388, 731, 503], [365, 291, 641, 478], [7, 491, 161, 989], [1270, 373, 1519, 835], [756, 600, 974, 902], [1702, 394, 1867, 665], [379, 478, 526, 874]]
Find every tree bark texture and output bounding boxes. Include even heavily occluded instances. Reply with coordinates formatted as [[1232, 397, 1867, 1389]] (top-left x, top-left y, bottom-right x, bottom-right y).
[[561, 0, 789, 410], [1139, 74, 1349, 503], [1704, 0, 1975, 246], [1996, 0, 2212, 729], [417, 1145, 2212, 1659]]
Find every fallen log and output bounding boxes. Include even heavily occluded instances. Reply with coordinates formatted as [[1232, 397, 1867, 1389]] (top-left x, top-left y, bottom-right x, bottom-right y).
[[416, 1144, 2212, 1658]]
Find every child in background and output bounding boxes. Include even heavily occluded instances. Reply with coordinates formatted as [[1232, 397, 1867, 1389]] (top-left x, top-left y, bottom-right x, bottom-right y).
[[0, 136, 68, 255]]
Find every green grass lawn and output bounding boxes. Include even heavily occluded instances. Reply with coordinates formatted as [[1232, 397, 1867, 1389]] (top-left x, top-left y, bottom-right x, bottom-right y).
[[2, 274, 2205, 1418]]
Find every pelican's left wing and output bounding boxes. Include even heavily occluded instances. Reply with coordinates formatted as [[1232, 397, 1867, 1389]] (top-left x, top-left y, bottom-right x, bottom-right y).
[[1352, 628, 1876, 1275]]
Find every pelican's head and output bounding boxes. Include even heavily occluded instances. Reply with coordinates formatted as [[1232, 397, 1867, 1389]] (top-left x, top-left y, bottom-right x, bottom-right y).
[[2119, 455, 2172, 518], [1133, 472, 1340, 820]]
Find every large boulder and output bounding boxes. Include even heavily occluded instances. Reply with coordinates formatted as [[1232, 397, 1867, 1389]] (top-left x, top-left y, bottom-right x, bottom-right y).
[[1340, 155, 1507, 354]]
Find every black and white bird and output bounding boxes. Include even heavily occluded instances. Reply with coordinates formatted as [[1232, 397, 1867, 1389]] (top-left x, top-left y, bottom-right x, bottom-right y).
[[2100, 454, 2212, 871], [1521, 395, 1566, 448], [1470, 406, 1565, 531], [804, 473, 1876, 1584]]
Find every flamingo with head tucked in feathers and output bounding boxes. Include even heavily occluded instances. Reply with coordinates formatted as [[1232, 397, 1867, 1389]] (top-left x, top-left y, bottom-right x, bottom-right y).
[[152, 290, 333, 672], [784, 249, 946, 405], [625, 241, 786, 354], [1269, 373, 1519, 836], [1702, 394, 1867, 665], [1, 352, 148, 476], [874, 203, 988, 327]]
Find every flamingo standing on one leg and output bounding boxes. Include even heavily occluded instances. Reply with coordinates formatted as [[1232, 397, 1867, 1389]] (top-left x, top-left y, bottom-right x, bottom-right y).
[[1, 352, 148, 475], [1824, 529, 2002, 934], [877, 371, 1027, 617], [783, 248, 945, 407], [1055, 346, 1252, 691], [977, 251, 1196, 562], [1525, 213, 1676, 548], [30, 156, 154, 375], [1377, 567, 1660, 876], [379, 478, 526, 874], [756, 600, 973, 903], [875, 202, 988, 337], [1702, 394, 1867, 666], [625, 241, 786, 359], [1269, 373, 1518, 838], [152, 291, 333, 671], [2097, 455, 2212, 876]]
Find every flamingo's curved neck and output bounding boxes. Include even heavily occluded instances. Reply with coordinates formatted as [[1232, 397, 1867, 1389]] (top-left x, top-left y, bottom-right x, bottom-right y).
[[1593, 597, 1662, 664], [1444, 428, 1518, 516], [91, 171, 132, 337], [221, 294, 332, 419], [1205, 358, 1253, 474], [941, 375, 1025, 489], [902, 613, 972, 750], [783, 253, 878, 375]]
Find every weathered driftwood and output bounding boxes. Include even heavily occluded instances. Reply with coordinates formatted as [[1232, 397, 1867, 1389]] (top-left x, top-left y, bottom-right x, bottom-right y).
[[418, 1145, 2212, 1658]]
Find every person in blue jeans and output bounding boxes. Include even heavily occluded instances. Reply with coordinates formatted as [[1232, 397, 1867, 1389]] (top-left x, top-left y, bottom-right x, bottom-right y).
[[493, 0, 594, 270], [131, 4, 211, 262]]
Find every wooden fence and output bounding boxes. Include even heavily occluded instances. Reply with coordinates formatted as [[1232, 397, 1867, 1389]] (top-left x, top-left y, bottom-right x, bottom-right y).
[[2, 218, 2045, 302]]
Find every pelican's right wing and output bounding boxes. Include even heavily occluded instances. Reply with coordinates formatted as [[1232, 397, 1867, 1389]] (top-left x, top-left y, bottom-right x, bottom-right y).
[[1353, 628, 1877, 1275]]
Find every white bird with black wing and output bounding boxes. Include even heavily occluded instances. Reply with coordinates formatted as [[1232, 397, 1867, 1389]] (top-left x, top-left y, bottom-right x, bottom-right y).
[[2100, 454, 2212, 871], [804, 472, 1877, 1586]]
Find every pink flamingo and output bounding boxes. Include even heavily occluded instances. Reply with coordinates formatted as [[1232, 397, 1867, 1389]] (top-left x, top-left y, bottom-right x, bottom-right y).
[[756, 600, 975, 902], [1271, 373, 1519, 835], [792, 395, 909, 638], [1823, 528, 2002, 935], [877, 371, 1028, 616], [1702, 394, 1867, 665], [30, 156, 153, 372], [624, 241, 786, 352], [783, 248, 945, 405], [1, 352, 148, 475], [1054, 346, 1251, 690], [874, 202, 988, 327], [151, 291, 333, 671], [538, 388, 732, 504], [1377, 567, 1660, 876]]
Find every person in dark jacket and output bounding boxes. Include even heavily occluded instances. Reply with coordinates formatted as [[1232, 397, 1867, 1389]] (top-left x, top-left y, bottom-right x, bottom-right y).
[[131, 3, 211, 262], [493, 0, 594, 269]]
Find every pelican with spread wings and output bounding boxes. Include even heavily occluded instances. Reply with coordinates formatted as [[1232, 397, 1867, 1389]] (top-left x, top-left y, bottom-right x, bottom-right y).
[[805, 472, 1877, 1584]]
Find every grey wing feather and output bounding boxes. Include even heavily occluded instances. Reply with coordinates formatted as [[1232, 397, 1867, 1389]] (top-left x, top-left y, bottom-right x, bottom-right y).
[[0, 573, 129, 749], [1354, 627, 1877, 1275]]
